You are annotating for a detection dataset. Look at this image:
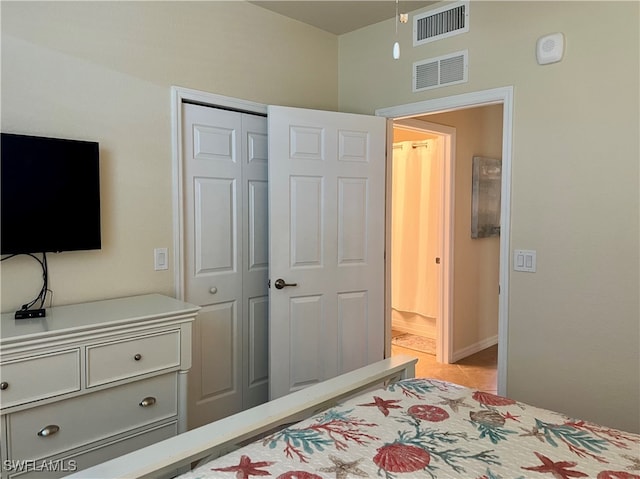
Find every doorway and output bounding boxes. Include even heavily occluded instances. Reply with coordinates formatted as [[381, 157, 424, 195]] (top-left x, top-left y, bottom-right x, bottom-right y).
[[379, 86, 513, 395], [390, 120, 450, 363], [390, 107, 502, 389]]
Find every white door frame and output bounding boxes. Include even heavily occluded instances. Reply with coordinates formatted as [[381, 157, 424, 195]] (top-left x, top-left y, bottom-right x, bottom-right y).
[[389, 119, 456, 365], [377, 86, 513, 395], [170, 86, 267, 301]]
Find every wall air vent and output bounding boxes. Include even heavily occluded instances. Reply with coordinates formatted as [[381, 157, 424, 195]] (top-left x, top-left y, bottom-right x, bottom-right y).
[[413, 50, 468, 92], [413, 1, 469, 46]]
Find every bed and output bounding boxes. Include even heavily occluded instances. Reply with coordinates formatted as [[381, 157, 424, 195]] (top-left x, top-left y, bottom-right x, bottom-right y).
[[68, 355, 639, 479]]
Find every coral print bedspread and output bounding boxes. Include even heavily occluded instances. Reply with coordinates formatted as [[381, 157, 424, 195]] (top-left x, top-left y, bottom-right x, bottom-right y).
[[180, 379, 640, 479]]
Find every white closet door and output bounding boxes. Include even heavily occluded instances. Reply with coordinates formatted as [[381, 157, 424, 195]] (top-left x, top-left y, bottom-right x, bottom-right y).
[[268, 106, 386, 400], [183, 103, 268, 429], [182, 101, 386, 423]]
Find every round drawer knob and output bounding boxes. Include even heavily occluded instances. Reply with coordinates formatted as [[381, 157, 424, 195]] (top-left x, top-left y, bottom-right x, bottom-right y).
[[139, 397, 156, 407], [210, 287, 218, 294], [37, 425, 60, 437], [134, 354, 142, 361], [0, 382, 8, 390]]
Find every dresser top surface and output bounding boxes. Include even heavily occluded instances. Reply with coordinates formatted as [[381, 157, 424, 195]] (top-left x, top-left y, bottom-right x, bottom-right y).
[[1, 294, 199, 347]]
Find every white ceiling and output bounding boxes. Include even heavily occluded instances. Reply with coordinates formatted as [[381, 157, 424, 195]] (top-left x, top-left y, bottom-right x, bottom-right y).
[[249, 1, 436, 35]]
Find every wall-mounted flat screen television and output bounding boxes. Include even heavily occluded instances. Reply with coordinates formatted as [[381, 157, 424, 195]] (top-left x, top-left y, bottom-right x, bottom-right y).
[[1, 133, 101, 255]]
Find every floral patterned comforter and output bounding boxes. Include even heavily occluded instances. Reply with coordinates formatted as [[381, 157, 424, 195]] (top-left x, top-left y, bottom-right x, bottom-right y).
[[180, 379, 640, 479]]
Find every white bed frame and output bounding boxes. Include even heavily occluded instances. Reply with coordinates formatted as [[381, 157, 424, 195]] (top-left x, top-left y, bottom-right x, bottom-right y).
[[66, 355, 418, 479]]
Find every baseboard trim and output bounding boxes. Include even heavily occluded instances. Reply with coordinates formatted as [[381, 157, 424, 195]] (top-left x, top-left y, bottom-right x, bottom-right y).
[[452, 335, 498, 362]]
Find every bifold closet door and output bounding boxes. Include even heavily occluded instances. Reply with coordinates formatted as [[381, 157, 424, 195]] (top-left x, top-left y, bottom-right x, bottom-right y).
[[182, 103, 268, 429]]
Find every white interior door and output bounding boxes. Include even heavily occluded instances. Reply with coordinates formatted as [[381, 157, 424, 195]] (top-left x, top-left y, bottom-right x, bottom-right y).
[[268, 106, 386, 400]]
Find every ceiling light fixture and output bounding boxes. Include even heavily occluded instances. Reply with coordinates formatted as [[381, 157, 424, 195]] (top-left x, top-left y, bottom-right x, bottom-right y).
[[393, 1, 408, 60], [393, 0, 400, 59]]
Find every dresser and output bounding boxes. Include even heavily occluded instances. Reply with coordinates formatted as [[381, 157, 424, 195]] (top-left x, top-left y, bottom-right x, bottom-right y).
[[0, 294, 199, 478]]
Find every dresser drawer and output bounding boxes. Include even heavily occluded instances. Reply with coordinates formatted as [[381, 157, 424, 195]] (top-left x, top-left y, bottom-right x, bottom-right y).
[[86, 330, 180, 387], [0, 350, 80, 410], [8, 422, 177, 479], [8, 373, 177, 461]]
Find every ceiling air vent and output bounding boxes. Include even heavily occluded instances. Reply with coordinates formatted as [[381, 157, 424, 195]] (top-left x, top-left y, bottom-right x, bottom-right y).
[[413, 1, 469, 46], [413, 50, 468, 92]]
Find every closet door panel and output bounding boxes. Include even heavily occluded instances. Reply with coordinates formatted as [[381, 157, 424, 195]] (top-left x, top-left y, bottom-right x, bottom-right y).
[[248, 180, 268, 271], [198, 302, 238, 399], [242, 113, 269, 409], [193, 177, 236, 275], [184, 104, 244, 429]]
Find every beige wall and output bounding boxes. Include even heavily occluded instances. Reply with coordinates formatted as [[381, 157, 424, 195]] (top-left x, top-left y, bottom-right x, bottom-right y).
[[0, 2, 338, 312], [339, 1, 639, 432]]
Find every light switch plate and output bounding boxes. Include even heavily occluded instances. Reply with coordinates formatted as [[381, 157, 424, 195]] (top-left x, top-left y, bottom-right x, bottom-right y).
[[154, 248, 168, 271], [514, 249, 536, 272]]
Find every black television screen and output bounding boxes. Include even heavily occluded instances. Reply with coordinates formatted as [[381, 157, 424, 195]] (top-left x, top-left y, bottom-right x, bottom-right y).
[[1, 133, 101, 255]]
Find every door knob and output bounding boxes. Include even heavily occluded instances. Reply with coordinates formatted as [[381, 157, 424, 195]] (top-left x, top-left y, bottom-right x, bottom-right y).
[[274, 278, 298, 290]]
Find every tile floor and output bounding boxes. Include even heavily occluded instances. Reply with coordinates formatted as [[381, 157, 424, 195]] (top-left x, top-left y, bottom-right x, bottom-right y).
[[391, 334, 498, 393]]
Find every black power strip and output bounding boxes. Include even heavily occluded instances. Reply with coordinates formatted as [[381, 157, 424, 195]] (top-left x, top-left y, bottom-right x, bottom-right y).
[[15, 309, 46, 319]]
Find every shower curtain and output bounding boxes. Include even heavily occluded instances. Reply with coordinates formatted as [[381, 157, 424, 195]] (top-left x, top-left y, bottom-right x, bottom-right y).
[[391, 140, 440, 320]]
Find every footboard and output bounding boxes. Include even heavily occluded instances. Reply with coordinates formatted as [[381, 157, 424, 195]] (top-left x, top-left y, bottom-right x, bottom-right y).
[[65, 355, 418, 479]]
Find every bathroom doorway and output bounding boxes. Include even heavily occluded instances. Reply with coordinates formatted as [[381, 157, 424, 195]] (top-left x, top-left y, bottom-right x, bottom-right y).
[[389, 118, 455, 364], [391, 122, 445, 358]]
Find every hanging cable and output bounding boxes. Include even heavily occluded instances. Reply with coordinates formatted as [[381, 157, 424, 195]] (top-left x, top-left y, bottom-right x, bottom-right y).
[[393, 0, 400, 59], [1, 252, 51, 314]]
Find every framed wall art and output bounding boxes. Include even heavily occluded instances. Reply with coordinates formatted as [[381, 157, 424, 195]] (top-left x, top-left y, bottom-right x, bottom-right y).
[[471, 156, 501, 238]]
